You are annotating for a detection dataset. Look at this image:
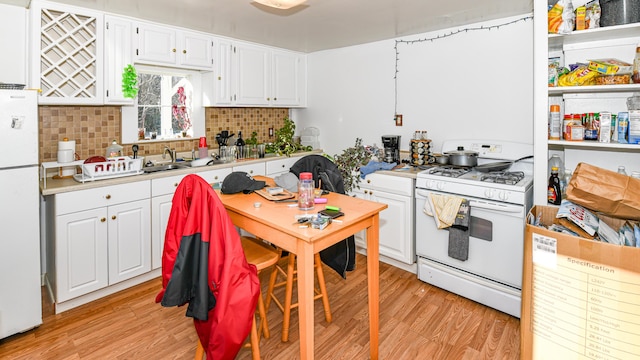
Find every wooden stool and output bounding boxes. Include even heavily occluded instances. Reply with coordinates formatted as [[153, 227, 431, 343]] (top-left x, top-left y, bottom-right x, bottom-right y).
[[265, 252, 332, 342], [195, 236, 279, 360]]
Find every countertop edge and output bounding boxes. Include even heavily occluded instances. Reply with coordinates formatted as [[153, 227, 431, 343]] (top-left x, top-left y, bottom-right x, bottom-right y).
[[40, 151, 322, 196], [40, 152, 420, 196]]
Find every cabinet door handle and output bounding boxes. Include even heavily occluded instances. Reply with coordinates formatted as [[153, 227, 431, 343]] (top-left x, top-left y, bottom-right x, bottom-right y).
[[100, 217, 106, 222], [267, 97, 270, 101], [274, 97, 277, 101], [111, 215, 117, 220], [249, 170, 253, 174], [214, 176, 219, 180], [183, 49, 186, 54], [105, 194, 111, 200], [367, 179, 371, 184], [174, 183, 178, 187], [172, 48, 176, 52]]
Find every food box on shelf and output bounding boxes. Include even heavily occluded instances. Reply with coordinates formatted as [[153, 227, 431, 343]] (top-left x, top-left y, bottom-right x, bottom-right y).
[[587, 58, 633, 75]]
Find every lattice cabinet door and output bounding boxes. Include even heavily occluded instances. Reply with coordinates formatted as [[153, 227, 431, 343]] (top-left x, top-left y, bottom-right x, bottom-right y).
[[31, 1, 104, 104]]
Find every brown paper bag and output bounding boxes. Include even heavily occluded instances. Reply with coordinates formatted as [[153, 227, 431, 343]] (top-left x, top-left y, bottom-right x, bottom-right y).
[[566, 162, 640, 221]]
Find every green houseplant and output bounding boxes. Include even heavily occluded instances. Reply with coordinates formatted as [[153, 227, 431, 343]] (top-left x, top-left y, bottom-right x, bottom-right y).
[[333, 138, 371, 193], [266, 117, 312, 156]]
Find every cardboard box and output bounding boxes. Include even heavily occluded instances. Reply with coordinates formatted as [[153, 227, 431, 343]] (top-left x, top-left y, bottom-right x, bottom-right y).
[[587, 58, 633, 75], [521, 206, 640, 360], [567, 162, 640, 221]]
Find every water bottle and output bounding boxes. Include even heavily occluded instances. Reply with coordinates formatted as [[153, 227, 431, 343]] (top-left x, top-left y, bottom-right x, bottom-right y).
[[298, 172, 315, 210], [618, 166, 627, 175], [105, 140, 123, 158], [548, 155, 565, 191]]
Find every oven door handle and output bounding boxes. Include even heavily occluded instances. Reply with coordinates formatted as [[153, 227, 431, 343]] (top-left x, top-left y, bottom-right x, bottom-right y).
[[468, 200, 522, 213]]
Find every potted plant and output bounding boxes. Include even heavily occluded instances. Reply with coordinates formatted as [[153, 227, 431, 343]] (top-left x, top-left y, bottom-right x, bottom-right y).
[[266, 117, 312, 156], [333, 138, 372, 193]]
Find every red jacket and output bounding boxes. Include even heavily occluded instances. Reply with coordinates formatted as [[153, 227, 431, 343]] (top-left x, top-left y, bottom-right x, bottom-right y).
[[156, 174, 259, 359]]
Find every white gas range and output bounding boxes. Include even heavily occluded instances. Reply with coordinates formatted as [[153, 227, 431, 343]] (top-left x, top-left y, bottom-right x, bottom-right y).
[[415, 140, 533, 318]]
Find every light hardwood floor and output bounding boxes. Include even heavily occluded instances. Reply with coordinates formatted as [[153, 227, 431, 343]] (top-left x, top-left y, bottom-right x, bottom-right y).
[[0, 254, 521, 359]]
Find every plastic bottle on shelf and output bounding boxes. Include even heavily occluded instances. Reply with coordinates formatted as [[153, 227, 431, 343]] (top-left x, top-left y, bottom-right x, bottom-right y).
[[549, 105, 561, 140], [548, 155, 565, 178], [617, 166, 627, 175], [563, 170, 572, 199], [548, 167, 562, 205], [633, 43, 640, 84], [548, 154, 566, 193], [298, 172, 315, 210]]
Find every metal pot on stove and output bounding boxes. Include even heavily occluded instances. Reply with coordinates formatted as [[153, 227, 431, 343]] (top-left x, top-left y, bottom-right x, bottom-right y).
[[443, 147, 478, 167]]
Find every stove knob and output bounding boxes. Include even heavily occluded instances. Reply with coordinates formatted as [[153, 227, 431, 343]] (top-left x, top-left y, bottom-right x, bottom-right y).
[[498, 191, 508, 201], [484, 189, 494, 198], [436, 181, 445, 191], [427, 180, 436, 189]]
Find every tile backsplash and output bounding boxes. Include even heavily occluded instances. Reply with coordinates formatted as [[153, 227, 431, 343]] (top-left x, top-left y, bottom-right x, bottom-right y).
[[39, 106, 289, 163]]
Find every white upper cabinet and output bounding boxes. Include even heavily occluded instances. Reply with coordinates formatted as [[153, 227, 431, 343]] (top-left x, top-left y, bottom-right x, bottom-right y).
[[236, 42, 271, 106], [104, 15, 133, 105], [272, 49, 306, 107], [207, 39, 307, 107], [134, 21, 213, 70], [31, 0, 104, 105]]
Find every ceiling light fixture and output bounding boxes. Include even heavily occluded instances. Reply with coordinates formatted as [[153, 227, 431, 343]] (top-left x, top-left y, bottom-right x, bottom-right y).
[[253, 0, 307, 10]]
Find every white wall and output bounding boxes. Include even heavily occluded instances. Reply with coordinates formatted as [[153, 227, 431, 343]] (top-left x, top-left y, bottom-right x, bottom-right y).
[[294, 14, 534, 158], [0, 4, 28, 85]]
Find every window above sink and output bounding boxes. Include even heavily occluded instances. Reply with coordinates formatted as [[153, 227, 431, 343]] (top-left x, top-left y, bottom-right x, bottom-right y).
[[121, 65, 205, 144]]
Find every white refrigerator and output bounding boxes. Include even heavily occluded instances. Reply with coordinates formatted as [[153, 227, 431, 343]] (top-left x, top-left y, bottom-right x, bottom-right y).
[[0, 90, 42, 339]]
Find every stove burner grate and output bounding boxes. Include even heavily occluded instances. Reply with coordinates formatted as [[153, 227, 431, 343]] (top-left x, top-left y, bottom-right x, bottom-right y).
[[428, 166, 470, 178], [480, 171, 525, 185]]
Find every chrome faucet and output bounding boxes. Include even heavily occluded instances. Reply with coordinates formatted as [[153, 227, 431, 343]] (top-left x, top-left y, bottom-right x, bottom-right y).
[[163, 145, 176, 163]]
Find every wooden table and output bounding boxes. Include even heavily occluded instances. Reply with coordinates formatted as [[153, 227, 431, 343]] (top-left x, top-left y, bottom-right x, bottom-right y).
[[217, 182, 387, 360]]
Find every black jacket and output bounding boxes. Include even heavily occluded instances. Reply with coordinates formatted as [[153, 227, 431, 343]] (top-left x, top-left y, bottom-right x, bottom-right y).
[[290, 154, 356, 278]]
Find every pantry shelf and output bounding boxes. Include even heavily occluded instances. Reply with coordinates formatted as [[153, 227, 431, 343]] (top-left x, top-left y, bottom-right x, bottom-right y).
[[548, 83, 640, 95], [548, 22, 640, 50], [548, 140, 640, 151]]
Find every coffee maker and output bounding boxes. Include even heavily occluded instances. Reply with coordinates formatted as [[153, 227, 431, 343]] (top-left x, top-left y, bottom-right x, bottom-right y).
[[381, 135, 401, 163]]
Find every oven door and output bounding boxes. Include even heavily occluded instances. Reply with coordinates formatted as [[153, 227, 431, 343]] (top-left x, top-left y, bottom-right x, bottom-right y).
[[415, 188, 525, 289]]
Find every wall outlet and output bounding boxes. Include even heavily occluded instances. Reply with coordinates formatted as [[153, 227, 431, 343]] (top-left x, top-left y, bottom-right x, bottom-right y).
[[395, 114, 403, 126], [269, 127, 274, 137]]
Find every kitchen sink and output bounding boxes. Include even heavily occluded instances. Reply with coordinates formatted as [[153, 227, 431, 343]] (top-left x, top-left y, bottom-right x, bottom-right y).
[[142, 162, 191, 173]]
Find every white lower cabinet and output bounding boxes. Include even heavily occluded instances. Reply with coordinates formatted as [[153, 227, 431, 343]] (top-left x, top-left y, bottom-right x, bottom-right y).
[[233, 162, 266, 176], [52, 181, 151, 303], [266, 157, 299, 177], [352, 173, 415, 265], [150, 168, 232, 270], [151, 173, 188, 270]]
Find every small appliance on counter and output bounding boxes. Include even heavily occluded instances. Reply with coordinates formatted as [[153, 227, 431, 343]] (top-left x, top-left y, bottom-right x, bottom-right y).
[[57, 137, 76, 177], [381, 135, 401, 163]]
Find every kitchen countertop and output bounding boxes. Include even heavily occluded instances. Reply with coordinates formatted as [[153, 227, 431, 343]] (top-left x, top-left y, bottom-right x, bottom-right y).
[[40, 152, 420, 196]]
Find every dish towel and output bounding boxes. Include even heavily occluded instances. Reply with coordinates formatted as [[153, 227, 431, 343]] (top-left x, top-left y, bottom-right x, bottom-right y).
[[425, 193, 463, 229], [359, 160, 397, 178], [448, 199, 470, 261]]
